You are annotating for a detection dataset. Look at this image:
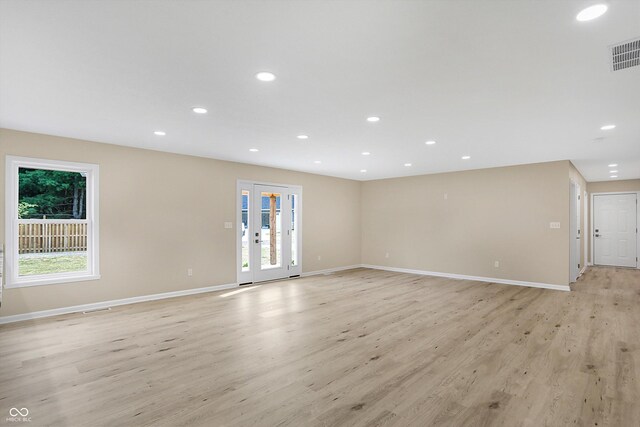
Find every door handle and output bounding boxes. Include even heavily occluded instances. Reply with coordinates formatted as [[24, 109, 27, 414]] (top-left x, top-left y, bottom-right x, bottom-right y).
[[255, 239, 259, 243], [595, 234, 600, 237]]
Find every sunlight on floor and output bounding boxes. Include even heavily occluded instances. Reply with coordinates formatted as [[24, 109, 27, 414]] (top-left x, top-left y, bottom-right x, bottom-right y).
[[219, 285, 261, 298]]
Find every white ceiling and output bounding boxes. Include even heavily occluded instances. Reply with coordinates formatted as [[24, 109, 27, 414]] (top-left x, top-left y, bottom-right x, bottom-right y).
[[1, 0, 639, 182]]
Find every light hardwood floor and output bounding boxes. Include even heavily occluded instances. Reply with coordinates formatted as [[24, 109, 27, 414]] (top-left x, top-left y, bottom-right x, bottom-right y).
[[1, 266, 639, 426]]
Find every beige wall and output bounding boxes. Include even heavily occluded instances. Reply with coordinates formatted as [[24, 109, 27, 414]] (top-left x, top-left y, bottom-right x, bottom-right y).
[[0, 127, 596, 317], [587, 179, 640, 194], [586, 179, 640, 263], [0, 129, 362, 317], [361, 161, 574, 286]]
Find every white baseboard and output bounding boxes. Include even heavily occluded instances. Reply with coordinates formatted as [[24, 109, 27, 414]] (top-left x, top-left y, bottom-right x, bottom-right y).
[[300, 264, 362, 277], [0, 265, 361, 324], [579, 265, 588, 276], [361, 264, 571, 292], [0, 263, 570, 324], [0, 282, 238, 325]]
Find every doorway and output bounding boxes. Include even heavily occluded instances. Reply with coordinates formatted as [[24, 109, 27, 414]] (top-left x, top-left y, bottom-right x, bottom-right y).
[[237, 181, 302, 284], [570, 182, 581, 282], [592, 193, 637, 268]]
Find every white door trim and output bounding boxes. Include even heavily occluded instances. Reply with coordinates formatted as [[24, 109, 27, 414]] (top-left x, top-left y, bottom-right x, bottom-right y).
[[569, 181, 579, 282], [584, 189, 589, 270], [590, 191, 639, 269]]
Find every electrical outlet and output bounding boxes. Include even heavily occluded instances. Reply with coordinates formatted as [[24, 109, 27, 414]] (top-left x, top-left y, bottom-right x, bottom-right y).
[[494, 261, 500, 268], [550, 222, 561, 229], [444, 193, 448, 200], [385, 252, 390, 258], [187, 268, 193, 277], [224, 222, 233, 229], [317, 255, 322, 261]]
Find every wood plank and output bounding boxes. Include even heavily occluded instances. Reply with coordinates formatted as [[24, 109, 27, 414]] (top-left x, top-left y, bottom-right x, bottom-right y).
[[0, 266, 638, 426]]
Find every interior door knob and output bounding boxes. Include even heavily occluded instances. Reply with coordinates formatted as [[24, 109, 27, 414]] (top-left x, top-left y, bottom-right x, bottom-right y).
[[595, 234, 600, 237]]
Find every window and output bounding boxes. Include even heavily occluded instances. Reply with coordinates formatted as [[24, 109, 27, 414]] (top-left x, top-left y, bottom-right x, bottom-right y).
[[241, 189, 250, 272], [5, 156, 99, 287], [291, 193, 299, 267]]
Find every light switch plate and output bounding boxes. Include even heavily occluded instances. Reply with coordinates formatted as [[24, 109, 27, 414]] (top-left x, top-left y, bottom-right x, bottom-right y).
[[224, 222, 233, 229], [550, 222, 561, 229]]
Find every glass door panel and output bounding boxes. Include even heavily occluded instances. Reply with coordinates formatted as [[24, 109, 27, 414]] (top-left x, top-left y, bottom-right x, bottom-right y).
[[251, 185, 289, 282], [291, 193, 299, 267], [260, 191, 282, 270], [241, 190, 250, 272]]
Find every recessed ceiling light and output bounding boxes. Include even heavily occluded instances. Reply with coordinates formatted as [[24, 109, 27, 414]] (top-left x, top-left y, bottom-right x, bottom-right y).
[[425, 140, 436, 145], [361, 151, 371, 156], [192, 107, 207, 114], [609, 170, 618, 173], [461, 155, 471, 160], [153, 131, 166, 136], [360, 169, 367, 173], [314, 160, 321, 164], [366, 116, 380, 122], [600, 124, 616, 130], [249, 148, 259, 152], [576, 4, 608, 22], [404, 163, 412, 167], [608, 163, 618, 167], [255, 71, 276, 82], [297, 134, 309, 140], [610, 175, 618, 178]]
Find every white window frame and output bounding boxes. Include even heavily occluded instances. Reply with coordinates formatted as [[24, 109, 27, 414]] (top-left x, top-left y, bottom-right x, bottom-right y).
[[4, 156, 100, 288]]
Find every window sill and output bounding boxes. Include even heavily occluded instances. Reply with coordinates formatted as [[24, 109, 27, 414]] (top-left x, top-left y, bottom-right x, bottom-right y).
[[4, 274, 101, 289]]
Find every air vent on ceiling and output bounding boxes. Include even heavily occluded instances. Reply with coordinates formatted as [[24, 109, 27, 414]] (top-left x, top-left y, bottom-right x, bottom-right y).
[[611, 37, 640, 71]]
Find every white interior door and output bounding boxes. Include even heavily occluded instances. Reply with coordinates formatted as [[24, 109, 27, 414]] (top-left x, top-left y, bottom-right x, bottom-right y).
[[237, 182, 302, 284], [570, 182, 580, 282], [576, 186, 581, 272], [584, 190, 588, 270], [593, 194, 637, 267]]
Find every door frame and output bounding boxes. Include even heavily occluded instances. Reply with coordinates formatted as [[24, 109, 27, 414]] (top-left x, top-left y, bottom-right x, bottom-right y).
[[584, 189, 589, 272], [590, 191, 639, 269], [236, 180, 303, 284], [569, 181, 581, 282]]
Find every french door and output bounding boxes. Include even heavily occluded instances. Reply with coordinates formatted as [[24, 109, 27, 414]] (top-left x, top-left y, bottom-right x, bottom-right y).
[[237, 182, 302, 284]]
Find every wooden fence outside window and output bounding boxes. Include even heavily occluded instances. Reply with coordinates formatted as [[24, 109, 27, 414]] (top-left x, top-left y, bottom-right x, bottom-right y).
[[18, 219, 88, 254]]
